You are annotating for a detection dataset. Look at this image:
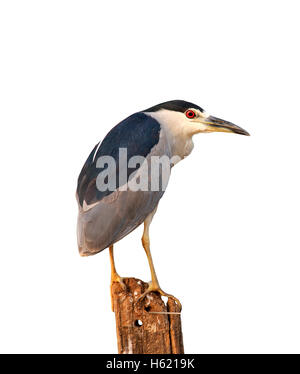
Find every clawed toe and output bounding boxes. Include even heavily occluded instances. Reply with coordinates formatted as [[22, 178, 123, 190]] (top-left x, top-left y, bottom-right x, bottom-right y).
[[136, 284, 182, 311], [110, 275, 127, 311]]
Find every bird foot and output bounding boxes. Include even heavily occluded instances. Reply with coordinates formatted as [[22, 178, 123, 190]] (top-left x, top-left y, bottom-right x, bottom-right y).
[[110, 274, 126, 312], [137, 281, 182, 311]]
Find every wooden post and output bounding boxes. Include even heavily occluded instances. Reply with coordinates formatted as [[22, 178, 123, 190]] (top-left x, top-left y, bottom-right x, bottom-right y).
[[111, 278, 184, 354]]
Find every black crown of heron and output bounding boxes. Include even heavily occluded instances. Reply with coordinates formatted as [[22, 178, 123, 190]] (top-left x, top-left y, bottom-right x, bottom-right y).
[[76, 100, 249, 310]]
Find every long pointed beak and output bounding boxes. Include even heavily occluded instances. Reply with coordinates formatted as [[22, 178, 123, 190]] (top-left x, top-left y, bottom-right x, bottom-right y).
[[203, 115, 250, 136]]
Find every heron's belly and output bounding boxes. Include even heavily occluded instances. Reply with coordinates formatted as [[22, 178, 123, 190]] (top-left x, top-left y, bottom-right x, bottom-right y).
[[77, 188, 163, 256]]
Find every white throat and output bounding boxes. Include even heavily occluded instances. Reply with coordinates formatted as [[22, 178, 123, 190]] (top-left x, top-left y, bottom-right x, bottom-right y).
[[145, 109, 195, 161]]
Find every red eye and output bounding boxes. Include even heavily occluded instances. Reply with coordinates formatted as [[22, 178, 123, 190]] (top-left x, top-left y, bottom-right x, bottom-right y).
[[185, 110, 196, 119]]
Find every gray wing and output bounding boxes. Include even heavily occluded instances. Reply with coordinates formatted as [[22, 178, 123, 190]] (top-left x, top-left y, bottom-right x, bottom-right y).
[[76, 113, 171, 256]]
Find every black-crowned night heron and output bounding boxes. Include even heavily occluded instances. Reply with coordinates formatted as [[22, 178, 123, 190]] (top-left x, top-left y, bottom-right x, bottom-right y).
[[76, 100, 249, 310]]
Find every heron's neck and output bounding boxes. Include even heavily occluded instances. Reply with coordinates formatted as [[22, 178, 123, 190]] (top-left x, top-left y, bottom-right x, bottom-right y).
[[145, 110, 194, 162]]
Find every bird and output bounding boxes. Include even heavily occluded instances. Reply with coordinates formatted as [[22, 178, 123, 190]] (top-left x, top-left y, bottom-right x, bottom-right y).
[[76, 100, 249, 310]]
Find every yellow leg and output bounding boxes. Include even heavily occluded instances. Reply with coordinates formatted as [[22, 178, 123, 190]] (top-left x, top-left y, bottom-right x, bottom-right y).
[[109, 245, 126, 311], [138, 210, 182, 311]]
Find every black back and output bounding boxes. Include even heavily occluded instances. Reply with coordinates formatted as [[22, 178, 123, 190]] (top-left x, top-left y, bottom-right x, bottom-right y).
[[77, 112, 161, 207]]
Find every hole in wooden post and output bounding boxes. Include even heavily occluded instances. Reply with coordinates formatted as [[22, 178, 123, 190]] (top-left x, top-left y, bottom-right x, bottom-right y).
[[145, 306, 151, 312], [134, 319, 143, 327]]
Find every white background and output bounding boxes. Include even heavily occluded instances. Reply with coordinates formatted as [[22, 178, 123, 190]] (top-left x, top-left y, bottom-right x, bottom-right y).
[[0, 0, 299, 353]]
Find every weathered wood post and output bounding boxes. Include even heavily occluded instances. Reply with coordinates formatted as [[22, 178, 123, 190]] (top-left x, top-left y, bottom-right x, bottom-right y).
[[111, 278, 184, 354]]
